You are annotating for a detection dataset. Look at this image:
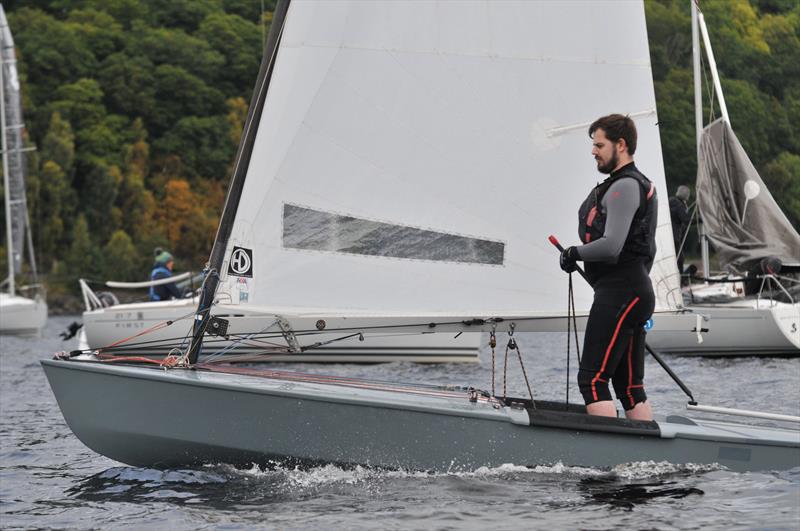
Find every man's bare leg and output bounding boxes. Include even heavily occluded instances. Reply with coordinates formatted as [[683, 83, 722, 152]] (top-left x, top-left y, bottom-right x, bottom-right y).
[[586, 400, 617, 417], [625, 400, 653, 421]]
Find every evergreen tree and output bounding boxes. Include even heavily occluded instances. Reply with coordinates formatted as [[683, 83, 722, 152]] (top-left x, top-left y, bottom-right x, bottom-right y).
[[102, 229, 139, 281], [65, 214, 102, 284]]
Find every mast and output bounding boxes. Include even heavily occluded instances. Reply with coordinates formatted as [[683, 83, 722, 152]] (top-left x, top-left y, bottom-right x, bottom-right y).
[[698, 12, 730, 124], [692, 0, 710, 279], [692, 0, 702, 161], [186, 0, 291, 364], [694, 2, 731, 279], [0, 38, 14, 297]]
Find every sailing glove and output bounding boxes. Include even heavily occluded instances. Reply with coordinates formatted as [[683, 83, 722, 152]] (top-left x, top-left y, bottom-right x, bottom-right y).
[[560, 246, 580, 273]]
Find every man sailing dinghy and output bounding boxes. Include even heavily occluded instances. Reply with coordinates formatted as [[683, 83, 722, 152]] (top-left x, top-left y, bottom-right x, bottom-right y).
[[42, 0, 799, 472]]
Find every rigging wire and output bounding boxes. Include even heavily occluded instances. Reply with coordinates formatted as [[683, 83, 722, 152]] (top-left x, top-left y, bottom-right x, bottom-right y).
[[699, 49, 717, 125], [676, 203, 698, 260], [83, 312, 602, 357], [509, 330, 535, 407], [489, 329, 496, 397], [565, 274, 582, 406], [202, 318, 281, 363], [566, 275, 572, 406]]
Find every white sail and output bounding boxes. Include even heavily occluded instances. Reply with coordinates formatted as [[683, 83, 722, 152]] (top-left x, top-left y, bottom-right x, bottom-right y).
[[216, 0, 681, 319]]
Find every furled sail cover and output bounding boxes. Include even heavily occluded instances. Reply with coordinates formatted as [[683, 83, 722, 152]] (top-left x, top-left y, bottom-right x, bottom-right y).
[[217, 0, 681, 316], [697, 119, 800, 272], [0, 6, 29, 276]]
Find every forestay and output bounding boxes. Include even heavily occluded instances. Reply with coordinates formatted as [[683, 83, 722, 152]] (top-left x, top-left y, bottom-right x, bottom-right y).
[[216, 0, 681, 320]]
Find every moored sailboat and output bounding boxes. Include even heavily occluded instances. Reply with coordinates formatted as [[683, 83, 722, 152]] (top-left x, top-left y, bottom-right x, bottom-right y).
[[42, 0, 799, 472], [74, 274, 482, 363], [645, 3, 799, 356], [0, 5, 47, 336]]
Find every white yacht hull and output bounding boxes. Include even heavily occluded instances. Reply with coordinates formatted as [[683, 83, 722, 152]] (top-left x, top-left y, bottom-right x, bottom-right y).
[[81, 298, 481, 362], [0, 293, 47, 336], [647, 301, 800, 356]]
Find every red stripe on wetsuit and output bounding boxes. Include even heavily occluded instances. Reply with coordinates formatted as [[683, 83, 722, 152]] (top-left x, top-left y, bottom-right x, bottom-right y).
[[591, 297, 640, 401]]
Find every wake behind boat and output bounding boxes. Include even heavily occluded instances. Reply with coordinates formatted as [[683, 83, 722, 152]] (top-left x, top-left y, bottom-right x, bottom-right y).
[[42, 0, 800, 473]]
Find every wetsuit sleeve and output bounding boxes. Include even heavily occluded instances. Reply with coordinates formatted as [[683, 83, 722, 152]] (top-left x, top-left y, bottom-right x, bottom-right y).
[[576, 178, 641, 262]]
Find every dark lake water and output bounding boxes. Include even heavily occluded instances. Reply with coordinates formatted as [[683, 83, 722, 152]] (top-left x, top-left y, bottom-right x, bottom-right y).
[[2, 315, 799, 530]]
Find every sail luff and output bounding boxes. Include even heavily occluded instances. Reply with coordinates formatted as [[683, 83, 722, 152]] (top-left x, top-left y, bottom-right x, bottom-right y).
[[187, 0, 292, 364]]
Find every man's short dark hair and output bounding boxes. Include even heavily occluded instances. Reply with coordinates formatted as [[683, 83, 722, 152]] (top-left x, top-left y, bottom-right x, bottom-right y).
[[588, 114, 637, 155]]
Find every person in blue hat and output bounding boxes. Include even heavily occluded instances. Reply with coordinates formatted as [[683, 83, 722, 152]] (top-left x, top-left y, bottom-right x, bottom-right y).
[[149, 250, 182, 301]]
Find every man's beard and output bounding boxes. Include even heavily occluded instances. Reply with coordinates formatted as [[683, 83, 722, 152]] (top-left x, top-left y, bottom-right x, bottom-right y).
[[597, 151, 618, 174]]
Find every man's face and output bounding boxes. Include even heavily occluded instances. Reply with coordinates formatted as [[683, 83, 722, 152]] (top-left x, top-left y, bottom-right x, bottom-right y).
[[591, 128, 619, 174], [166, 260, 174, 271]]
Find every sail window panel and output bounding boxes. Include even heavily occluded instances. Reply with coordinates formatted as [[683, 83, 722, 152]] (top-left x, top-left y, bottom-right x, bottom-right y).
[[283, 204, 505, 266]]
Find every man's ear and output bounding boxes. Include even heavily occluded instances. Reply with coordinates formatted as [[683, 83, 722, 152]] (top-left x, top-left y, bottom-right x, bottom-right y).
[[616, 138, 627, 154]]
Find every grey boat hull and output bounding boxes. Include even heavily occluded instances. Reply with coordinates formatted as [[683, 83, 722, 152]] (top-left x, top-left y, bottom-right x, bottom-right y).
[[41, 359, 800, 472]]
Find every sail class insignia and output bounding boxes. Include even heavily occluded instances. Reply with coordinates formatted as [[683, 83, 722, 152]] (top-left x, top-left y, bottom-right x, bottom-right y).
[[228, 247, 253, 277]]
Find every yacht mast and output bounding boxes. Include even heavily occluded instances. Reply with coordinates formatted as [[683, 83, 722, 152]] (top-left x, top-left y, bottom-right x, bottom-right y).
[[694, 2, 731, 279], [0, 31, 14, 296], [691, 0, 711, 279], [698, 12, 730, 124]]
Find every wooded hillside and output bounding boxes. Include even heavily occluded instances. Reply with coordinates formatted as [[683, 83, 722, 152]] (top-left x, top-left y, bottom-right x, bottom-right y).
[[2, 0, 797, 300]]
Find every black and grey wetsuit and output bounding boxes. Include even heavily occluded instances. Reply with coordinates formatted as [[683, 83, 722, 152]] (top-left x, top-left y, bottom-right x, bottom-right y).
[[574, 162, 657, 410]]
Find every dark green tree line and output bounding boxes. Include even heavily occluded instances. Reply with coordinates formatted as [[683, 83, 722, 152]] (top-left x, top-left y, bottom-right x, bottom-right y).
[[0, 0, 796, 308], [646, 0, 800, 230], [2, 0, 274, 304]]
